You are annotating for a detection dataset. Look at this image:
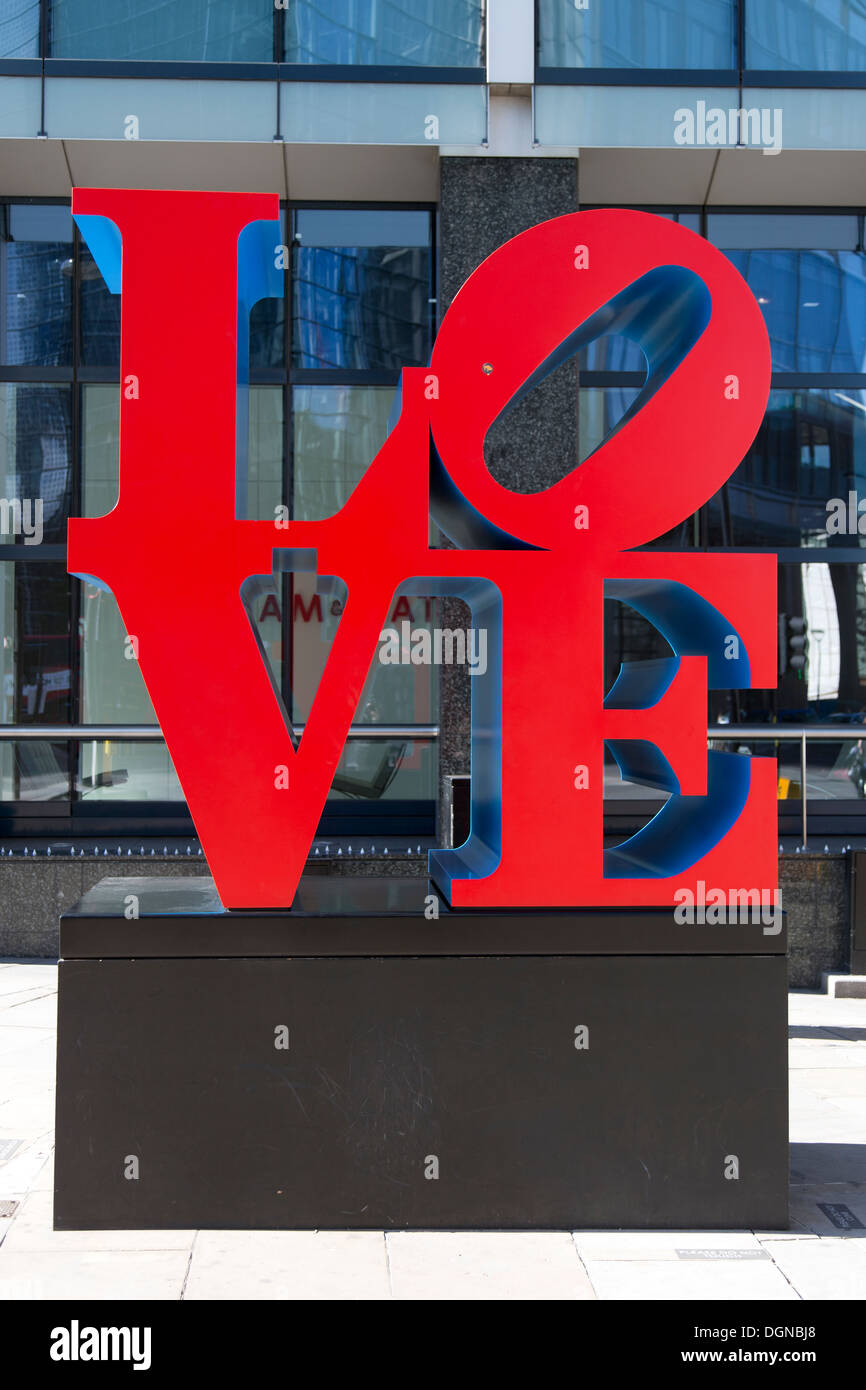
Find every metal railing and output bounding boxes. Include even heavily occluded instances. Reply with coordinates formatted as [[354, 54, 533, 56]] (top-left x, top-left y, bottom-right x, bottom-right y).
[[707, 724, 866, 848], [0, 720, 862, 850], [0, 724, 439, 742]]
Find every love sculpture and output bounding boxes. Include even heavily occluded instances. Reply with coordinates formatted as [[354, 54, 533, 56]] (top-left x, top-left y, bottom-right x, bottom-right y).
[[55, 194, 787, 1234], [68, 191, 776, 911]]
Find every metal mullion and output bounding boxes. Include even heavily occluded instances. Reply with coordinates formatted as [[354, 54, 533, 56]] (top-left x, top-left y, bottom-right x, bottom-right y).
[[282, 204, 293, 715], [577, 372, 647, 388], [289, 369, 400, 387], [11, 552, 21, 798], [287, 383, 297, 717], [534, 67, 740, 86], [76, 367, 122, 384], [69, 220, 83, 804], [0, 367, 74, 382], [581, 372, 866, 390], [772, 373, 866, 388], [429, 205, 438, 348], [37, 0, 48, 134], [743, 70, 866, 89], [580, 204, 865, 218], [290, 199, 438, 212], [0, 209, 6, 359], [272, 0, 282, 138]]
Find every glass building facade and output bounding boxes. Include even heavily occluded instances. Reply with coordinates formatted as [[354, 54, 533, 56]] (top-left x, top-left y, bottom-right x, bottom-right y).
[[576, 207, 866, 809], [538, 0, 866, 73], [0, 196, 438, 829], [1, 1, 485, 65], [1, 0, 866, 837]]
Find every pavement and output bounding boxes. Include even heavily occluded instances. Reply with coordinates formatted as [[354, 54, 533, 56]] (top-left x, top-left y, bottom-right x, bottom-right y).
[[0, 960, 864, 1301]]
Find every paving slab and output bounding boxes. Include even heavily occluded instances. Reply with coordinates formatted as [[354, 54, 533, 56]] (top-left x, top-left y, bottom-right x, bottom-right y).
[[386, 1231, 595, 1300], [582, 1257, 799, 1300], [0, 1089, 56, 1139], [2, 994, 58, 1029], [0, 967, 58, 998], [184, 1231, 390, 1301], [793, 1068, 866, 1098], [761, 1238, 866, 1300], [0, 1139, 52, 1199], [0, 1248, 191, 1300], [573, 1230, 766, 1261]]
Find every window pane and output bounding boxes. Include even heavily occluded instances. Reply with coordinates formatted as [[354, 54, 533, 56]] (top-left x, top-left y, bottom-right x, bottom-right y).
[[0, 741, 72, 801], [75, 738, 183, 801], [747, 0, 866, 72], [293, 209, 432, 370], [708, 389, 866, 549], [328, 738, 436, 801], [290, 383, 435, 799], [83, 383, 284, 522], [0, 0, 39, 58], [1, 204, 73, 366], [282, 575, 437, 800], [250, 298, 287, 370], [782, 737, 861, 801], [0, 561, 72, 726], [620, 385, 866, 552], [608, 561, 866, 801], [249, 207, 286, 370], [285, 0, 484, 66], [538, 0, 735, 69], [728, 563, 866, 727], [78, 581, 184, 800], [292, 384, 393, 520], [79, 242, 120, 367], [244, 386, 284, 520], [604, 595, 670, 802], [579, 333, 646, 374], [722, 249, 866, 373], [297, 208, 431, 247], [708, 213, 859, 250], [578, 384, 642, 459], [245, 569, 438, 801], [0, 383, 73, 544], [79, 582, 151, 723], [81, 384, 118, 519], [49, 0, 273, 61]]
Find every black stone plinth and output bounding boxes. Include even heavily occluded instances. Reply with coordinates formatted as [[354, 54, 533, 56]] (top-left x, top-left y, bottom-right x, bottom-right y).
[[59, 874, 787, 957], [55, 876, 788, 1231]]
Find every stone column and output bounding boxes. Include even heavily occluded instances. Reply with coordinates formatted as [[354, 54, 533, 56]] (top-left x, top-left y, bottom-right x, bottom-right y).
[[436, 156, 579, 844]]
